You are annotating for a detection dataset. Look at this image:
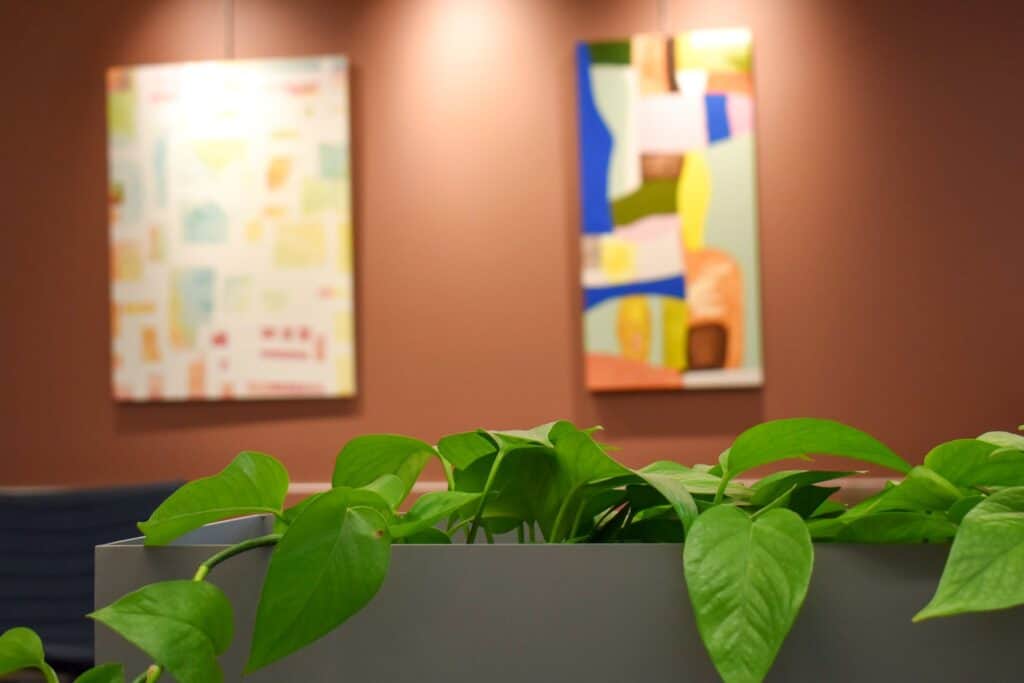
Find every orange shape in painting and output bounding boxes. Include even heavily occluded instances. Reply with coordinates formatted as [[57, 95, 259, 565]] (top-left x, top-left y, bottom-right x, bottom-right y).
[[686, 248, 744, 368], [267, 156, 292, 189], [586, 353, 681, 392], [188, 359, 205, 398], [141, 326, 161, 362], [707, 71, 752, 95]]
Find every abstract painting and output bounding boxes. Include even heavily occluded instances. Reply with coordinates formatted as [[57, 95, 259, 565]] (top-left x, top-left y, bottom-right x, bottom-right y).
[[107, 55, 355, 401], [576, 29, 762, 391]]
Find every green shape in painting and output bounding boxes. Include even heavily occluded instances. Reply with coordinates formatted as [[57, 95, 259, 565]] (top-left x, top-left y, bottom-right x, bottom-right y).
[[611, 180, 677, 226], [108, 90, 135, 139], [183, 203, 229, 243], [319, 143, 347, 179], [588, 41, 631, 65], [704, 133, 761, 369]]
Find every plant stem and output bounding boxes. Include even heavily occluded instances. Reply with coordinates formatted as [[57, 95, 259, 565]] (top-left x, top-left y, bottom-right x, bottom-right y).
[[528, 521, 537, 543], [568, 502, 586, 540], [144, 665, 162, 683], [440, 457, 456, 491], [192, 533, 282, 582], [517, 522, 525, 544], [466, 448, 506, 544], [713, 475, 730, 505], [483, 527, 495, 544]]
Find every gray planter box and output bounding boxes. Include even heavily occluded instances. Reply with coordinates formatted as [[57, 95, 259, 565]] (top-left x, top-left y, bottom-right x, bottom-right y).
[[96, 517, 1021, 682]]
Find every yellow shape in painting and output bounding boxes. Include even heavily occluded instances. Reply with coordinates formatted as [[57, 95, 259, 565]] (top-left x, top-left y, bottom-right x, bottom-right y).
[[336, 354, 355, 396], [678, 151, 711, 251], [617, 296, 652, 363], [107, 89, 135, 138], [302, 178, 346, 215], [263, 289, 289, 312], [661, 298, 688, 371], [245, 220, 263, 243], [112, 241, 143, 281], [338, 222, 353, 273], [193, 139, 246, 172], [675, 28, 752, 73], [601, 238, 637, 283], [334, 311, 353, 344], [275, 221, 327, 268]]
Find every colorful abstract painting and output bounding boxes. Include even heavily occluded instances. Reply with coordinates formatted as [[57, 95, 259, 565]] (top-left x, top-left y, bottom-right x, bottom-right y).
[[107, 56, 355, 401], [576, 29, 762, 391]]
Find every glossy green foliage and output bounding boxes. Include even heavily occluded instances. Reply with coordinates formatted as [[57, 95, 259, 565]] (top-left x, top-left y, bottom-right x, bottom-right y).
[[74, 664, 125, 683], [90, 581, 233, 683], [14, 417, 1024, 683], [916, 487, 1024, 620], [332, 434, 434, 498], [139, 452, 288, 545], [723, 418, 912, 481], [247, 488, 391, 671], [0, 627, 58, 683], [684, 506, 813, 683]]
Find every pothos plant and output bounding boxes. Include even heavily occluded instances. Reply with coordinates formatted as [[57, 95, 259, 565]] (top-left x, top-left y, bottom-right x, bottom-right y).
[[4, 418, 1024, 683]]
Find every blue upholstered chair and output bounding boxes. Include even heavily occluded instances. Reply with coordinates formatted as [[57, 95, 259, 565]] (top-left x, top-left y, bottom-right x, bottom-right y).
[[0, 482, 180, 675]]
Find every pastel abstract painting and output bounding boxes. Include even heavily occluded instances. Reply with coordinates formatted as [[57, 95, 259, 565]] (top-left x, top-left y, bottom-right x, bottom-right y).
[[576, 29, 762, 392], [107, 55, 355, 401]]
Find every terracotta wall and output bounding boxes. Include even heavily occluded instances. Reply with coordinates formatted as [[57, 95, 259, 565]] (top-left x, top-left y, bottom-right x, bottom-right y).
[[2, 0, 1022, 487]]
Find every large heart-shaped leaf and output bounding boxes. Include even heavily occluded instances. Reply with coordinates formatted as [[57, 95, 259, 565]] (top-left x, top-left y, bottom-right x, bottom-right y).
[[248, 487, 391, 671], [915, 487, 1024, 621], [722, 418, 911, 482], [74, 664, 124, 683], [139, 452, 288, 545], [389, 491, 481, 539], [362, 474, 406, 510], [0, 628, 58, 683], [436, 431, 497, 470], [925, 438, 1024, 488], [684, 505, 813, 683], [546, 423, 631, 540], [332, 435, 434, 499], [90, 581, 233, 683]]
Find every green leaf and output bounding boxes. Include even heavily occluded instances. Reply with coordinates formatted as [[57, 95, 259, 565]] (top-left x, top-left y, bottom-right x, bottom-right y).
[[362, 474, 406, 509], [640, 461, 751, 499], [925, 438, 1024, 488], [684, 506, 813, 683], [0, 628, 58, 683], [139, 452, 288, 545], [403, 527, 452, 543], [248, 487, 391, 671], [915, 487, 1024, 621], [978, 430, 1024, 450], [547, 423, 631, 540], [722, 418, 911, 481], [90, 581, 233, 683], [389, 491, 481, 538], [436, 431, 497, 470], [749, 470, 856, 507], [332, 435, 434, 499], [618, 518, 685, 542], [835, 512, 958, 543], [946, 495, 984, 524], [74, 664, 125, 683], [633, 465, 698, 533], [865, 466, 963, 514]]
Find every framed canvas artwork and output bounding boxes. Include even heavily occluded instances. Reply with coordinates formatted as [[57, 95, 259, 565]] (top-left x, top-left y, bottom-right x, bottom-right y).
[[575, 29, 762, 391], [107, 55, 355, 401]]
